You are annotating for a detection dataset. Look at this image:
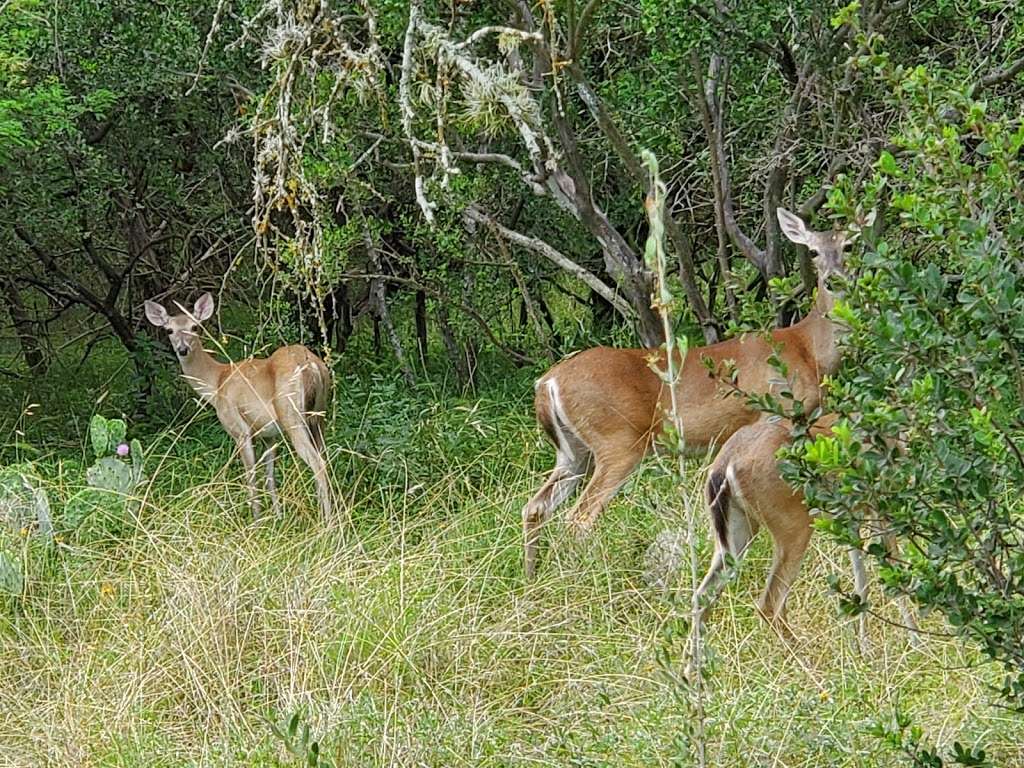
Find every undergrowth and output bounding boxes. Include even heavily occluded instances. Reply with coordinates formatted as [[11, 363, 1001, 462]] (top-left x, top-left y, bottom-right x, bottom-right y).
[[0, 366, 1018, 767]]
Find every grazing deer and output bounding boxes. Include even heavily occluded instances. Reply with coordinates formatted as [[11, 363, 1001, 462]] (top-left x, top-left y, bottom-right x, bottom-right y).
[[523, 208, 852, 580], [144, 292, 333, 519], [693, 414, 918, 648]]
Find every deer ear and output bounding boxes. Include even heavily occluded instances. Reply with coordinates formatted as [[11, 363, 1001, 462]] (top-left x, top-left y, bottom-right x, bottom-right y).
[[144, 300, 170, 327], [193, 292, 215, 322], [776, 207, 813, 247]]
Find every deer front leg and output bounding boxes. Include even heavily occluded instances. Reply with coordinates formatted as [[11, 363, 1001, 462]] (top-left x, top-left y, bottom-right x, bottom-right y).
[[236, 435, 262, 519], [848, 547, 871, 654]]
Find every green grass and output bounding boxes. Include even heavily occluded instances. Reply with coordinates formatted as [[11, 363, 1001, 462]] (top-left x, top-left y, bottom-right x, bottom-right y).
[[0, 369, 1019, 767]]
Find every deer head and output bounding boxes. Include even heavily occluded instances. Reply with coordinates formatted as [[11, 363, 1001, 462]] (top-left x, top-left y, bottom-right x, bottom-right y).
[[144, 293, 215, 360], [775, 207, 853, 285]]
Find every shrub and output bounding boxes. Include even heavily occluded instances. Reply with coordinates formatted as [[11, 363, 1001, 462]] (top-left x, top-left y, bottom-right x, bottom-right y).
[[787, 61, 1024, 717]]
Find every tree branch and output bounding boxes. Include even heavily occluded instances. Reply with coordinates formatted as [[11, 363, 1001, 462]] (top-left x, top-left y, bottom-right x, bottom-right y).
[[399, 0, 436, 223], [464, 205, 636, 321], [567, 62, 718, 341], [973, 55, 1024, 95], [691, 51, 767, 274]]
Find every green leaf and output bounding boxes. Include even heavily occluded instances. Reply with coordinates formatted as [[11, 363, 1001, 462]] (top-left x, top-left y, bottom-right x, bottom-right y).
[[878, 150, 899, 176]]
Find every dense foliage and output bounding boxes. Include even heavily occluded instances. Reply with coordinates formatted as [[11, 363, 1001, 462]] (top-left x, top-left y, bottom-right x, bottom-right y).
[[1, 0, 1023, 765], [790, 55, 1024, 720]]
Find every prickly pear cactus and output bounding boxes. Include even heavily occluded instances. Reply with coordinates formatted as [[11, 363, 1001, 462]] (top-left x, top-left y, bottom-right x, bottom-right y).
[[0, 545, 21, 597], [86, 456, 135, 494], [65, 415, 145, 543], [0, 465, 52, 541], [0, 465, 51, 599], [89, 414, 126, 458]]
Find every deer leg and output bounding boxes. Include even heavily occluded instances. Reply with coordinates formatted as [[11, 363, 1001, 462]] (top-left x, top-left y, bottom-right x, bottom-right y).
[[236, 435, 261, 519], [686, 504, 758, 676], [757, 525, 812, 641], [262, 444, 281, 518], [565, 448, 643, 537], [523, 447, 590, 581], [285, 423, 333, 519], [275, 383, 334, 520], [692, 506, 757, 630], [848, 547, 871, 653], [309, 415, 327, 455], [882, 532, 921, 645]]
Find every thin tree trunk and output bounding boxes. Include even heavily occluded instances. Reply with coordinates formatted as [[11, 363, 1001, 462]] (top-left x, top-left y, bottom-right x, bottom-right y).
[[2, 279, 46, 374], [436, 303, 470, 387], [499, 237, 555, 360], [358, 209, 415, 385], [414, 289, 428, 368], [371, 277, 414, 386]]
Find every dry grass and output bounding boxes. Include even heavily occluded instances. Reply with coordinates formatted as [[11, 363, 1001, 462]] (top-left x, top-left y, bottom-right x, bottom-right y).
[[0, 400, 1019, 767]]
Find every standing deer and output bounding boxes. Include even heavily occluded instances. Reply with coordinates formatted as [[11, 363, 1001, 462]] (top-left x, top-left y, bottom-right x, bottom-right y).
[[693, 414, 918, 648], [523, 208, 852, 580], [144, 292, 333, 519]]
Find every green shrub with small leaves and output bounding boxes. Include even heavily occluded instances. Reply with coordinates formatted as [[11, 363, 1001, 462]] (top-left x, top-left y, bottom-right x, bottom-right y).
[[786, 57, 1024, 745]]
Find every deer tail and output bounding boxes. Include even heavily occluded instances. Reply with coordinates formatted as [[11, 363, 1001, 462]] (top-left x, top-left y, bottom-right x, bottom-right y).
[[706, 467, 732, 552]]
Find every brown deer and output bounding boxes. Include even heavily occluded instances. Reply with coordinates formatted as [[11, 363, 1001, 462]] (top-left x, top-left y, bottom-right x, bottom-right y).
[[144, 293, 333, 519], [523, 208, 853, 580], [693, 414, 918, 648]]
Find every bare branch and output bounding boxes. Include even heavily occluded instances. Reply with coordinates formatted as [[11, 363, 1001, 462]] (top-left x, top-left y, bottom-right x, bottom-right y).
[[568, 62, 718, 341], [399, 0, 436, 223], [457, 25, 542, 50], [340, 269, 536, 365], [973, 55, 1024, 95], [691, 51, 767, 274], [464, 205, 636, 321]]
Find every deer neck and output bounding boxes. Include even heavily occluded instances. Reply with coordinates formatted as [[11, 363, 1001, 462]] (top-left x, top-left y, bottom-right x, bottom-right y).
[[179, 346, 225, 404], [798, 280, 842, 376]]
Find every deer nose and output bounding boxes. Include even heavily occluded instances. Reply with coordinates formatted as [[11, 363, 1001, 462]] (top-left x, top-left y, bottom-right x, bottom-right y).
[[176, 345, 190, 357]]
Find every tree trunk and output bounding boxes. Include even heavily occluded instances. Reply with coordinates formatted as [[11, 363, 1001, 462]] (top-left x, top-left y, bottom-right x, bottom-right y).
[[335, 283, 354, 353], [415, 289, 428, 368], [436, 303, 471, 387], [2, 280, 46, 374]]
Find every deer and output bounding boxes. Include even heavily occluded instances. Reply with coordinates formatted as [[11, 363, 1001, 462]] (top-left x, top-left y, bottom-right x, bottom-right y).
[[144, 292, 333, 519], [523, 208, 854, 581], [692, 413, 919, 650]]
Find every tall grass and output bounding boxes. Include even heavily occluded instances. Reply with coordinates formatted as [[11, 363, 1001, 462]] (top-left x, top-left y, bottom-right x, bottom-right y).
[[0, 371, 1017, 767]]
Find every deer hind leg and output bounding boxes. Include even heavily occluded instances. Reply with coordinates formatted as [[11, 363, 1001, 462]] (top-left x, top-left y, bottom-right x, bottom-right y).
[[523, 442, 590, 582], [276, 387, 333, 520], [565, 442, 644, 538], [261, 443, 282, 518], [757, 524, 812, 641], [309, 415, 327, 455], [692, 513, 757, 626], [283, 422, 332, 519], [693, 472, 758, 634]]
